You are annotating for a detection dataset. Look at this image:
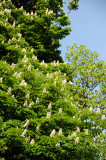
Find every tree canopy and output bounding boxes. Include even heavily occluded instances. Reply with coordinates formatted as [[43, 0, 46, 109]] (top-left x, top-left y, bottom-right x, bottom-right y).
[[0, 0, 106, 160]]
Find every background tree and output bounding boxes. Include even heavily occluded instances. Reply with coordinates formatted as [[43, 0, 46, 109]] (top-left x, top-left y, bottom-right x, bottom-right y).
[[65, 44, 106, 159]]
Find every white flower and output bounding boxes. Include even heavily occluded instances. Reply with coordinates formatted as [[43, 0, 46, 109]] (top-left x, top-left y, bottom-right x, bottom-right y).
[[48, 103, 52, 109], [56, 60, 59, 66], [54, 81, 56, 86], [40, 60, 45, 65], [46, 112, 51, 118], [25, 93, 30, 99], [20, 6, 23, 10], [28, 101, 34, 108], [7, 87, 11, 94], [16, 72, 22, 78], [23, 120, 29, 128], [46, 73, 49, 78], [72, 132, 76, 137], [25, 136, 30, 142], [89, 106, 93, 112], [13, 72, 18, 77], [68, 135, 72, 139], [31, 11, 33, 15], [28, 65, 31, 71], [26, 12, 29, 16], [31, 48, 34, 52], [0, 77, 3, 83], [101, 115, 105, 120], [63, 79, 67, 84], [36, 125, 40, 133], [17, 33, 22, 37], [58, 108, 62, 113], [22, 48, 26, 52], [96, 108, 100, 113], [64, 73, 66, 76], [30, 139, 35, 146], [45, 64, 47, 69], [69, 80, 72, 84], [93, 137, 97, 141], [24, 100, 28, 107], [75, 137, 80, 144], [12, 21, 15, 27], [20, 80, 27, 86], [36, 97, 39, 104], [76, 127, 80, 132], [32, 55, 37, 60], [35, 12, 37, 16], [20, 129, 27, 137], [58, 129, 62, 135], [22, 55, 28, 63], [48, 10, 53, 14], [50, 129, 56, 137], [31, 16, 33, 20], [42, 88, 47, 93], [8, 39, 11, 44], [56, 142, 60, 147], [46, 8, 48, 14], [12, 37, 16, 41], [2, 40, 4, 44], [84, 129, 88, 135]]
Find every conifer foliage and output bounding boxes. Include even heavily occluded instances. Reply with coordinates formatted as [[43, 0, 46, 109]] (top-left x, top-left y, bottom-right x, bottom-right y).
[[0, 0, 106, 160]]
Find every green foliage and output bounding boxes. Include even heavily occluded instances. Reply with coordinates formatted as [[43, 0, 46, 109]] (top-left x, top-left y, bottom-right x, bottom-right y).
[[0, 1, 106, 160], [6, 0, 71, 62]]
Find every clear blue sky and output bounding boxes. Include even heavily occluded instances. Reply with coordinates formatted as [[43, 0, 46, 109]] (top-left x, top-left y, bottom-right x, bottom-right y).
[[60, 0, 106, 61]]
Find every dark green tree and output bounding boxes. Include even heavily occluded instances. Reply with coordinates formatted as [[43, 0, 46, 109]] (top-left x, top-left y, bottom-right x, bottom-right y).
[[8, 0, 71, 62]]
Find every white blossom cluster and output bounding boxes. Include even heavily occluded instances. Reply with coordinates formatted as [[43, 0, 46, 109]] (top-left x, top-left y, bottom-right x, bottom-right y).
[[42, 88, 48, 94], [58, 128, 62, 135], [48, 103, 52, 109], [7, 87, 11, 94], [32, 55, 37, 60], [23, 120, 29, 128], [58, 108, 62, 113], [22, 55, 28, 63], [101, 115, 105, 120], [20, 129, 27, 137], [0, 77, 3, 83], [20, 80, 27, 86], [13, 72, 22, 79], [36, 97, 39, 104], [46, 112, 51, 118], [75, 137, 80, 144], [46, 8, 53, 15], [56, 142, 60, 147], [28, 101, 34, 108], [51, 60, 59, 67], [25, 93, 30, 99], [50, 129, 56, 137], [4, 9, 11, 14]]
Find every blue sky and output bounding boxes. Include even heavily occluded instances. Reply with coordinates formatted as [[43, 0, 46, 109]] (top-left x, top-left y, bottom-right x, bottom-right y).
[[60, 0, 106, 61]]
